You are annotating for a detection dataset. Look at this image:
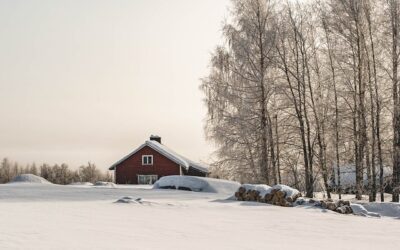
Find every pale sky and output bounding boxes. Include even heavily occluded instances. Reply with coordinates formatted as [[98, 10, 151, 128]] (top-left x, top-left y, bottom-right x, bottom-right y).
[[0, 0, 229, 170]]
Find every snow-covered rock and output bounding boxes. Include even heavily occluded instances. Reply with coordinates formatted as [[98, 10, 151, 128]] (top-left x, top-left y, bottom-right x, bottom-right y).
[[115, 196, 143, 204], [8, 174, 52, 184], [153, 176, 240, 194]]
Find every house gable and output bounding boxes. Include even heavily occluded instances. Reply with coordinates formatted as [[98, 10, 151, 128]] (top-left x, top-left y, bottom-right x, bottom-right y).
[[114, 145, 181, 184], [109, 140, 209, 174]]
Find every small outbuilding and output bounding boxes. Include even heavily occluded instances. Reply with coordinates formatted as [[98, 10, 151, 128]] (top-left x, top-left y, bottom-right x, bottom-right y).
[[109, 135, 209, 184]]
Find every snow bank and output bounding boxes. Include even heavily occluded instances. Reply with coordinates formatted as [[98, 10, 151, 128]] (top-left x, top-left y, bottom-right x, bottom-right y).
[[153, 176, 240, 194], [8, 174, 52, 184], [68, 182, 93, 186], [350, 204, 381, 218], [93, 181, 116, 188], [351, 202, 400, 218]]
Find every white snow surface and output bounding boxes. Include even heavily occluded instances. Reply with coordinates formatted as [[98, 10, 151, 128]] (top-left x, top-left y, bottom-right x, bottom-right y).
[[8, 174, 52, 184], [153, 175, 240, 194], [0, 183, 400, 249]]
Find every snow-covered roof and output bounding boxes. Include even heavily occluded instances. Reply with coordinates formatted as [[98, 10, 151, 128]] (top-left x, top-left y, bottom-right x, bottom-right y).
[[109, 140, 209, 173]]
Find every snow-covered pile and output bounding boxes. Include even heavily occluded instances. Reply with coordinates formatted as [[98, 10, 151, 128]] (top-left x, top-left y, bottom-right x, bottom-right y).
[[235, 184, 301, 206], [272, 184, 300, 198], [8, 174, 52, 184], [93, 181, 116, 188], [153, 176, 240, 194], [241, 184, 271, 197]]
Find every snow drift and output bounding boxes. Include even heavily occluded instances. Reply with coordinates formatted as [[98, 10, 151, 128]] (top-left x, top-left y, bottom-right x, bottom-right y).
[[93, 181, 116, 188], [153, 176, 240, 194], [8, 174, 52, 184], [68, 182, 94, 186], [351, 202, 400, 218]]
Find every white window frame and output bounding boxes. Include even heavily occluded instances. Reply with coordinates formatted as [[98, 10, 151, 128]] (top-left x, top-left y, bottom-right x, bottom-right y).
[[142, 155, 153, 165], [137, 175, 158, 184]]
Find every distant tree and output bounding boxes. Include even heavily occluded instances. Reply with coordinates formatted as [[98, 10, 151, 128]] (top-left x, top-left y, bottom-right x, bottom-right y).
[[79, 162, 101, 183], [29, 163, 38, 176], [388, 0, 400, 202], [0, 158, 12, 183]]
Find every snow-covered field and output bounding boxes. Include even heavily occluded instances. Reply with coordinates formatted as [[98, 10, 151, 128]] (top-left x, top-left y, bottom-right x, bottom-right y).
[[1, 180, 400, 250]]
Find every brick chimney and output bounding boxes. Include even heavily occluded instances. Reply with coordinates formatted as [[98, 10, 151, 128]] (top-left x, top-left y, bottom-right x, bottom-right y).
[[150, 135, 161, 144]]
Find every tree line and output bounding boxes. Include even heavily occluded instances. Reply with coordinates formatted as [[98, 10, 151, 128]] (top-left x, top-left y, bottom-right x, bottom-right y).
[[0, 158, 112, 184], [201, 0, 400, 201]]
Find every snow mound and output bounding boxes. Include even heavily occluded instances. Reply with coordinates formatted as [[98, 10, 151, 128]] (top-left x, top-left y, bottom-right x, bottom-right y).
[[351, 204, 381, 218], [352, 203, 400, 218], [153, 176, 240, 194], [68, 182, 93, 186], [8, 174, 52, 184], [94, 181, 116, 188]]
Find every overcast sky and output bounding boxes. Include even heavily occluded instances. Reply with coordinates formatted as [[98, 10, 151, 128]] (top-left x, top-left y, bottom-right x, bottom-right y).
[[0, 0, 230, 170]]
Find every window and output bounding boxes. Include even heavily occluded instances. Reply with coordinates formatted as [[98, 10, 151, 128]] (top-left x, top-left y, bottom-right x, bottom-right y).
[[142, 155, 153, 165], [137, 175, 158, 184]]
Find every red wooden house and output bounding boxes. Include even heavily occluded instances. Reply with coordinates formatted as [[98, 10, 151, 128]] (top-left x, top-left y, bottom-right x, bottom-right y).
[[109, 135, 209, 184]]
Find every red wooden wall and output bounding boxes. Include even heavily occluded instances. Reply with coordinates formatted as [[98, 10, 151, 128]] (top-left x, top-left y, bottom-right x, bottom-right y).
[[115, 146, 181, 184]]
